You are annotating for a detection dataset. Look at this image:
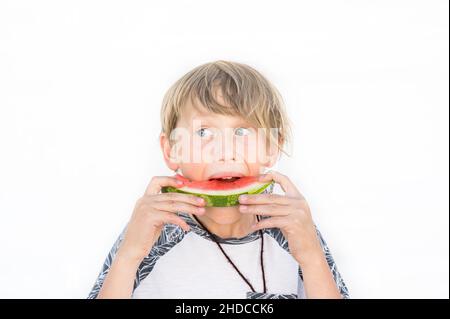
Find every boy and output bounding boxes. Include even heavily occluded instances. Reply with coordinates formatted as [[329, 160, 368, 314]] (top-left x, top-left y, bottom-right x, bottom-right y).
[[88, 60, 349, 299]]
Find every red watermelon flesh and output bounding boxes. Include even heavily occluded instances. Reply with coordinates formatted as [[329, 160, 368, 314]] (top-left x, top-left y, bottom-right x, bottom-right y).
[[161, 174, 274, 207]]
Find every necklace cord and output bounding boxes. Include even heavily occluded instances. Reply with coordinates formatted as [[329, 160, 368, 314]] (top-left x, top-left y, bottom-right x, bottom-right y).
[[192, 214, 267, 294]]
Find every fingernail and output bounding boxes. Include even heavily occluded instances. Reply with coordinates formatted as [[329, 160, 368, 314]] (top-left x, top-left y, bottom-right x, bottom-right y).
[[176, 180, 183, 185], [197, 197, 205, 204], [239, 195, 247, 202]]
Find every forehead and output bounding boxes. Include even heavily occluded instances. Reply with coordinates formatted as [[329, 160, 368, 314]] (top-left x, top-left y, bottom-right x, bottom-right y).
[[178, 99, 250, 127]]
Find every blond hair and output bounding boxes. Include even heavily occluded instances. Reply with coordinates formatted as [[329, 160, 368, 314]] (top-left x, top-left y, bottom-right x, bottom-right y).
[[160, 60, 292, 157]]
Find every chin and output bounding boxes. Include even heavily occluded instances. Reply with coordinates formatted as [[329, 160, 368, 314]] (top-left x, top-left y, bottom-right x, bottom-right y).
[[204, 206, 242, 224]]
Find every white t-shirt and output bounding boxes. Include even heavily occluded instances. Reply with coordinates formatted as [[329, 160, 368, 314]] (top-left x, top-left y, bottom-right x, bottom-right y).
[[88, 186, 349, 299]]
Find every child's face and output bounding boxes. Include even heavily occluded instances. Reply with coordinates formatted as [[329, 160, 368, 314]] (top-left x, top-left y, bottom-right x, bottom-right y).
[[161, 97, 279, 182], [160, 93, 280, 226]]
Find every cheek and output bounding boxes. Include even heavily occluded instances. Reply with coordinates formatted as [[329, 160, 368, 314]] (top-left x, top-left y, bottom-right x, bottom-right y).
[[177, 136, 211, 180], [179, 163, 207, 181], [171, 133, 213, 164], [199, 137, 220, 163], [246, 162, 265, 175], [236, 133, 271, 166]]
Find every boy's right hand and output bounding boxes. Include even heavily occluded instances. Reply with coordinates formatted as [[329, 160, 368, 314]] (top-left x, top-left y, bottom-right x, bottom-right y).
[[117, 176, 206, 263]]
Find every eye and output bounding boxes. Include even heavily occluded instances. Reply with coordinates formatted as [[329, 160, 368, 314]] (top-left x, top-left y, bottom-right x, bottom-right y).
[[196, 127, 214, 138], [234, 127, 251, 137]]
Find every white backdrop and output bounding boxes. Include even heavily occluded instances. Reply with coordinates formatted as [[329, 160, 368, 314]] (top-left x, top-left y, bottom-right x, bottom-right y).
[[0, 0, 448, 299]]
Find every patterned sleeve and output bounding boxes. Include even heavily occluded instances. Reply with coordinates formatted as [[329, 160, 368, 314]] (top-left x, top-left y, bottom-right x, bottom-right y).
[[87, 228, 126, 299], [311, 225, 350, 299]]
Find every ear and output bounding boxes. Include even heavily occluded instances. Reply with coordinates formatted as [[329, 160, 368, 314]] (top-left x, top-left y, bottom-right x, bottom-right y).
[[160, 132, 179, 172]]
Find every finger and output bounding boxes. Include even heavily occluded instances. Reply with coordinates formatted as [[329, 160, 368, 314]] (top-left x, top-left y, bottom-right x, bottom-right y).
[[155, 200, 206, 216], [239, 204, 291, 216], [259, 170, 304, 198], [155, 192, 205, 207], [160, 212, 191, 232], [238, 193, 292, 205], [144, 176, 184, 196], [252, 216, 288, 231]]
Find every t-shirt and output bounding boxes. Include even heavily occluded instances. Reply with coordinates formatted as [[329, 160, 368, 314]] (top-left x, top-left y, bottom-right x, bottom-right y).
[[88, 185, 349, 299]]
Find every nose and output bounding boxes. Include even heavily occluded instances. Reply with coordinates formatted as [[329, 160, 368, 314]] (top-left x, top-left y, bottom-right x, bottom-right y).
[[215, 128, 236, 163]]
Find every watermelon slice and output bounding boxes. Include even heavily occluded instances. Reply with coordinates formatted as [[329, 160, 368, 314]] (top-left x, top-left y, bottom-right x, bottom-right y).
[[161, 174, 274, 207]]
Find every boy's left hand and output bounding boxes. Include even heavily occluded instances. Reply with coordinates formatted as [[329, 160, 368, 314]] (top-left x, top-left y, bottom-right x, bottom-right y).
[[238, 170, 323, 266]]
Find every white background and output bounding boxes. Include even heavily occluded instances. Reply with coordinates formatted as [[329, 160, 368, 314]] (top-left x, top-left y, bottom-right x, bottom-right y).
[[0, 0, 448, 299]]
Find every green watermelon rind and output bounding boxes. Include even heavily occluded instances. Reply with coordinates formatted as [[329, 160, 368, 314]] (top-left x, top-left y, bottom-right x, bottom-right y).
[[161, 181, 274, 207]]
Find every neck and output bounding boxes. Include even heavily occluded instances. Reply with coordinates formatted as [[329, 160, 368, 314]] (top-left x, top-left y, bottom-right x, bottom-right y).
[[190, 207, 257, 239]]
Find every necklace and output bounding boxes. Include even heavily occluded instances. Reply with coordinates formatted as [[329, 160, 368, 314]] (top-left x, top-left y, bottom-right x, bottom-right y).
[[192, 214, 267, 293]]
